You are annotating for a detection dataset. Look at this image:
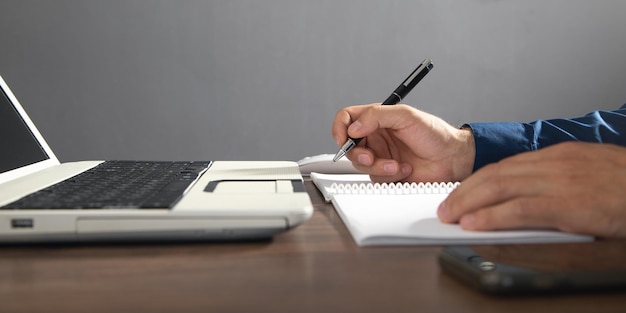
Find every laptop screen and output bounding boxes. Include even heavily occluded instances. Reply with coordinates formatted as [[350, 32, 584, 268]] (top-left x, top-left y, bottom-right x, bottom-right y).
[[0, 87, 49, 174]]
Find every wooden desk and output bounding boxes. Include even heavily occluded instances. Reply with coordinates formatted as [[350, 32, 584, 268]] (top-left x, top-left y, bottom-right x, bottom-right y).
[[1, 179, 625, 313]]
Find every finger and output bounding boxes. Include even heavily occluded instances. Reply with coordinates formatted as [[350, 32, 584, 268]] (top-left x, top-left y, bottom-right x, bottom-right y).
[[347, 104, 421, 139], [346, 146, 374, 167], [345, 128, 396, 162], [439, 171, 548, 223], [347, 148, 412, 183], [368, 161, 412, 183], [365, 130, 397, 159], [369, 168, 413, 183], [444, 157, 570, 214], [457, 196, 566, 232], [331, 104, 376, 146], [331, 108, 355, 146]]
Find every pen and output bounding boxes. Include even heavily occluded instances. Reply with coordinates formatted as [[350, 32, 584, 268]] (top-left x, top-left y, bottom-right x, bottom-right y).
[[332, 58, 434, 162]]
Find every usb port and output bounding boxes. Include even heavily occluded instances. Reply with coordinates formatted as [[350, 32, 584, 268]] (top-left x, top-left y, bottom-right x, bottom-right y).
[[11, 218, 34, 228]]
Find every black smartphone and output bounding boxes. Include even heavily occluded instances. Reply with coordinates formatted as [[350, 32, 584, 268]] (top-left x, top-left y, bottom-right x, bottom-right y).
[[438, 241, 626, 295]]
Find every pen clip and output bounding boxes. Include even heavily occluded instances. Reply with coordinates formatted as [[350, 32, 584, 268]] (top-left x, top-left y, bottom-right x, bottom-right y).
[[403, 58, 432, 87]]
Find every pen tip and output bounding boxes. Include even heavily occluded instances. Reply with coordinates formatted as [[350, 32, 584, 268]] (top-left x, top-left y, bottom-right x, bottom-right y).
[[332, 151, 346, 162]]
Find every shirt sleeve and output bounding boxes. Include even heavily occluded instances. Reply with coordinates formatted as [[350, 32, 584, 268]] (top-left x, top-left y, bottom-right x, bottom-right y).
[[465, 103, 626, 171]]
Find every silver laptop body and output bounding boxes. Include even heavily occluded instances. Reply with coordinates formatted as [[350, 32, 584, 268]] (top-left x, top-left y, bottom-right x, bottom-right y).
[[0, 75, 313, 243]]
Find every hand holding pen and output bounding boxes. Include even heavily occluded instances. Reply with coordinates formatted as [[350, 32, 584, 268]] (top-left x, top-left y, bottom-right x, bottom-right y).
[[333, 58, 434, 162], [330, 58, 475, 183]]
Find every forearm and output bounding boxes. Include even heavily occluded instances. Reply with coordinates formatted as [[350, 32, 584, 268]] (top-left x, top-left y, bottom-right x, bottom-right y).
[[465, 104, 626, 171]]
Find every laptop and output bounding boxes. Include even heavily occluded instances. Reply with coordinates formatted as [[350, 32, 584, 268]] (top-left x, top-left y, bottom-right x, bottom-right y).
[[0, 75, 313, 243]]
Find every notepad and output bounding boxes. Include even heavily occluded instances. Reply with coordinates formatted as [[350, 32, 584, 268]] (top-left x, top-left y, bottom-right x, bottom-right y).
[[311, 173, 594, 246]]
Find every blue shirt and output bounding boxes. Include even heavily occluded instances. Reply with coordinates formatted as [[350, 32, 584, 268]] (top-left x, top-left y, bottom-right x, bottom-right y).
[[466, 103, 626, 171]]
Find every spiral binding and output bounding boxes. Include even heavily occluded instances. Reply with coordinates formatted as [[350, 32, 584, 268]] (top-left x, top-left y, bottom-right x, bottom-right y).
[[329, 181, 459, 195]]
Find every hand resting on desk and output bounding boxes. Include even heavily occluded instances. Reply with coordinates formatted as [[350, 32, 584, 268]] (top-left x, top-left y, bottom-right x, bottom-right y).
[[439, 142, 626, 238]]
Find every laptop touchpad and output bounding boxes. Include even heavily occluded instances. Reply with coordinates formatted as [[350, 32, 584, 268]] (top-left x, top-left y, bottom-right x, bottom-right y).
[[204, 179, 302, 194], [210, 181, 277, 194]]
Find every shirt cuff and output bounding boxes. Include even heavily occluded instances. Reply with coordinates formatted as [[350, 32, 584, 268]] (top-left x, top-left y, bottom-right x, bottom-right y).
[[463, 122, 536, 171]]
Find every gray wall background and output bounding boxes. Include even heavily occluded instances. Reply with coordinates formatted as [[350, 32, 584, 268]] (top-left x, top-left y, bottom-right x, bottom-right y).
[[1, 0, 625, 162]]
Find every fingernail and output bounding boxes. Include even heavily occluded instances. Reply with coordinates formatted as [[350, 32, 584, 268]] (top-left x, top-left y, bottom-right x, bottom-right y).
[[357, 154, 371, 165], [437, 202, 450, 221], [383, 163, 398, 174], [401, 164, 411, 176], [348, 121, 362, 134]]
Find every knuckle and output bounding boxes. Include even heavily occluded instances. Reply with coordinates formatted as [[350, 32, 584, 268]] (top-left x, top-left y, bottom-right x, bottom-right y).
[[482, 176, 507, 197]]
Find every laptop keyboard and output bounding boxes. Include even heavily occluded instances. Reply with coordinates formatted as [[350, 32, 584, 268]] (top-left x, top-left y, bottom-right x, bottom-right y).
[[1, 160, 212, 210]]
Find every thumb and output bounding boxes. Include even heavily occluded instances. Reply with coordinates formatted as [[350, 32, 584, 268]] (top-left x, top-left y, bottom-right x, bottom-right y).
[[348, 104, 420, 138]]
